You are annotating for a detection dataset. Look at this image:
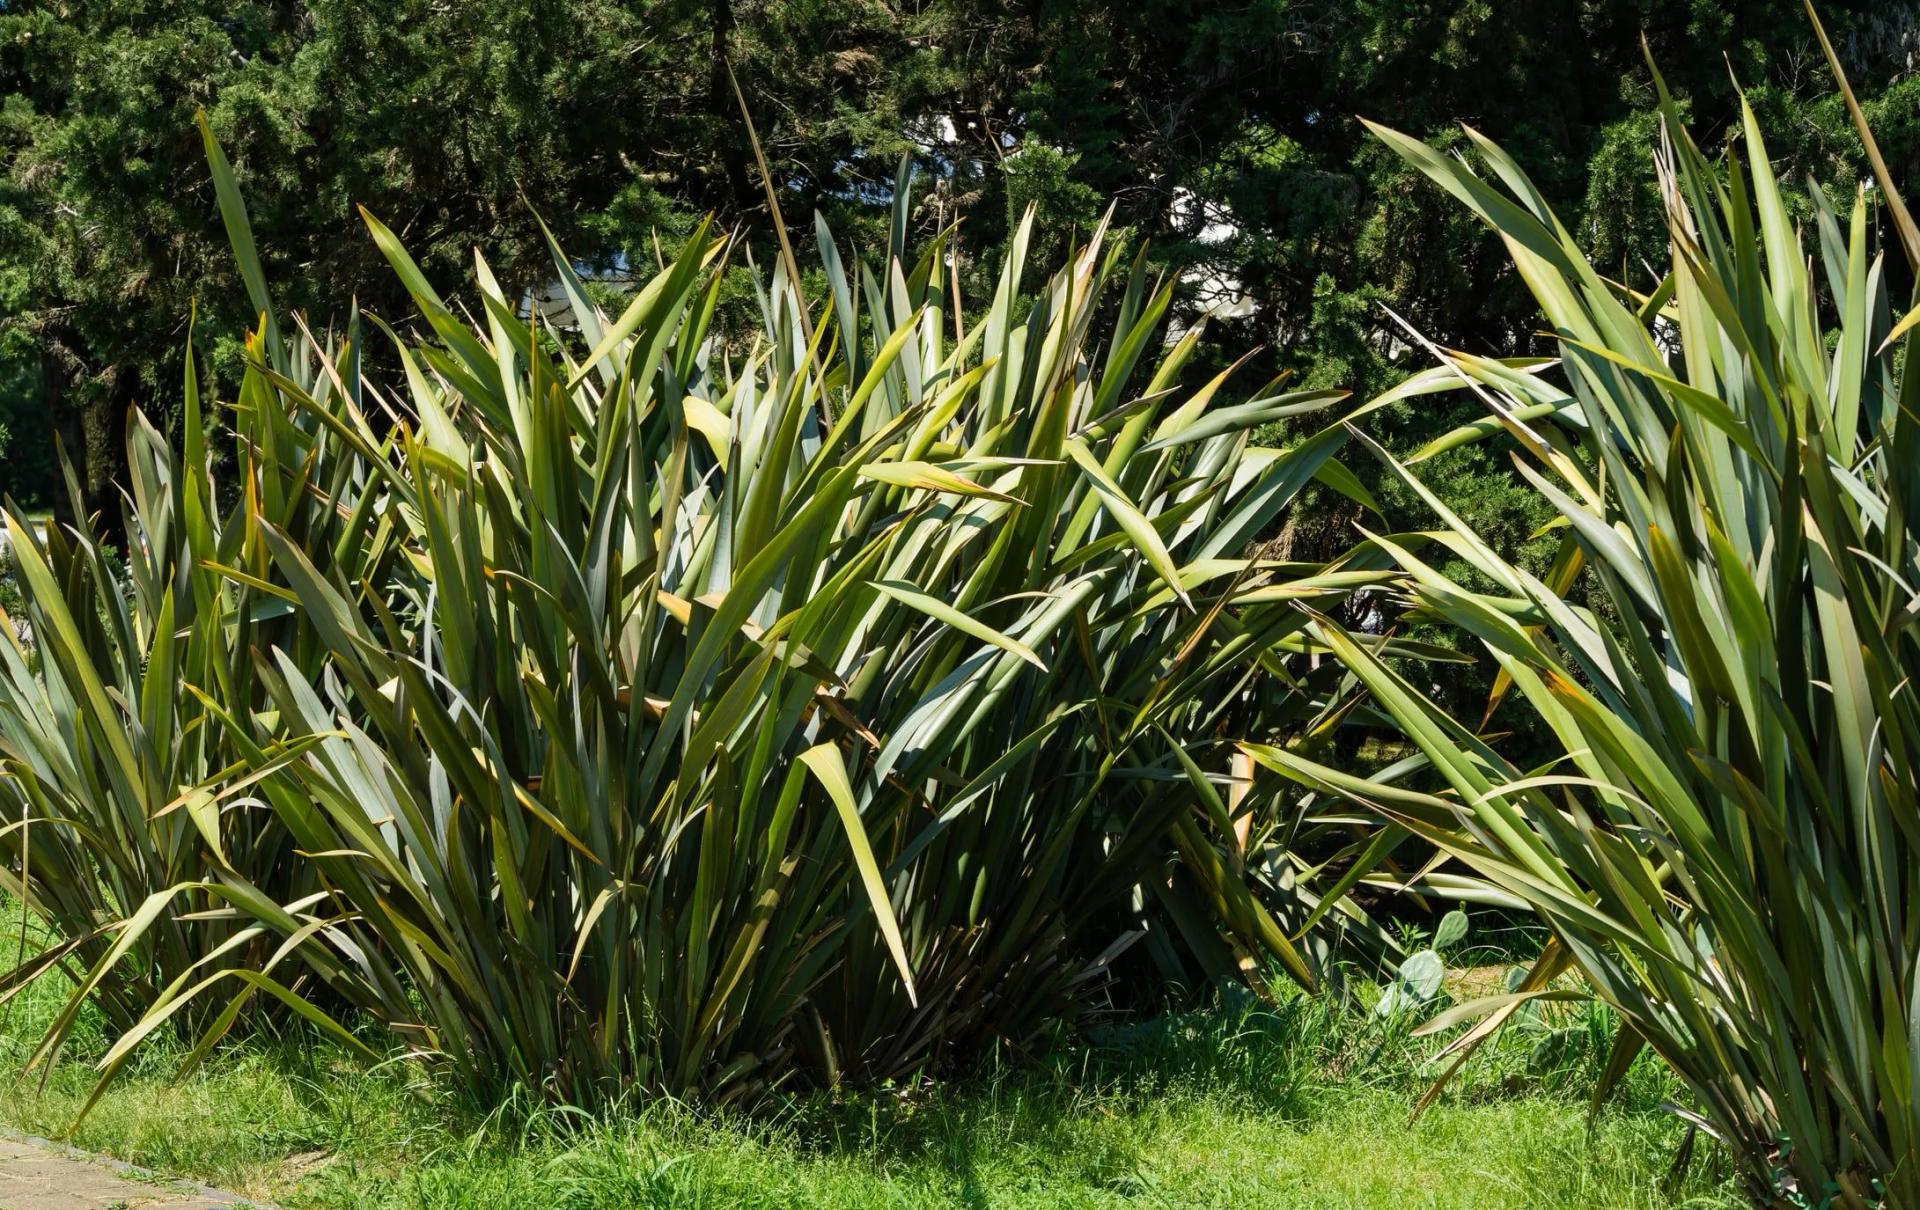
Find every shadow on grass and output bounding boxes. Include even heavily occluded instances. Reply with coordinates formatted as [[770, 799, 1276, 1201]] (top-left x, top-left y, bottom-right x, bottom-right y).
[[0, 907, 1735, 1210]]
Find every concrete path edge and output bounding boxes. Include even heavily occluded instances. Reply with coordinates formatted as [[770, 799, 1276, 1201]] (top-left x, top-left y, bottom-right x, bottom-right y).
[[0, 1129, 276, 1209]]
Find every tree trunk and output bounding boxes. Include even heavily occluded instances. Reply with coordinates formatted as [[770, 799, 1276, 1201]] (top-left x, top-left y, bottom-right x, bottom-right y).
[[89, 372, 134, 549], [43, 337, 85, 537], [41, 332, 127, 549], [710, 0, 756, 215]]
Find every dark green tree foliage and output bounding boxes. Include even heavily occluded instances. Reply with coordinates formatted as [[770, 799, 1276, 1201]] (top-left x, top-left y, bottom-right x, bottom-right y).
[[1, 4, 278, 525], [0, 0, 946, 521], [1002, 1, 1917, 373], [959, 0, 1920, 733], [991, 1, 1912, 519], [3, 0, 1916, 551]]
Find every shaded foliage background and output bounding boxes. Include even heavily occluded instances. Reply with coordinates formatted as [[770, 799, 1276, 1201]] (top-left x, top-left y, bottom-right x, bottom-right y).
[[3, 0, 1916, 593]]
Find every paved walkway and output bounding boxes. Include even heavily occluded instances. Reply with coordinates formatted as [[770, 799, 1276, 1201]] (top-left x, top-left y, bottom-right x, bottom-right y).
[[0, 1136, 269, 1209]]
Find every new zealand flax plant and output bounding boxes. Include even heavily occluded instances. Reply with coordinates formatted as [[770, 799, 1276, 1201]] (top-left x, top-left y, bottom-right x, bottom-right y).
[[1260, 15, 1920, 1204], [0, 121, 407, 1052], [4, 123, 1453, 1111]]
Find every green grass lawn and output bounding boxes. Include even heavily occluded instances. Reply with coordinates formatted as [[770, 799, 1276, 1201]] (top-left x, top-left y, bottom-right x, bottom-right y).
[[0, 913, 1742, 1210]]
